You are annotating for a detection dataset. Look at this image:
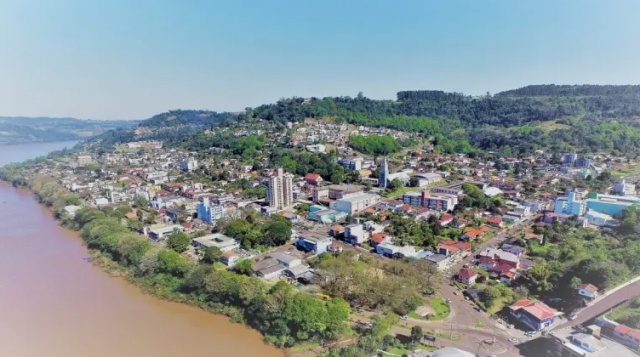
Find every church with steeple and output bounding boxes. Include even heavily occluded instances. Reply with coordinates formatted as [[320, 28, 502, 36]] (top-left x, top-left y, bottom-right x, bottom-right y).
[[378, 156, 389, 188]]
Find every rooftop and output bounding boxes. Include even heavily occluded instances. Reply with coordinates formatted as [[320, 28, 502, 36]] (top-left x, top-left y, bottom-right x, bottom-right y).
[[550, 327, 636, 357]]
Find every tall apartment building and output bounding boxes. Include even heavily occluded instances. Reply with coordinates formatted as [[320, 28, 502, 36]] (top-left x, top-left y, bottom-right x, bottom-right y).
[[267, 168, 294, 210]]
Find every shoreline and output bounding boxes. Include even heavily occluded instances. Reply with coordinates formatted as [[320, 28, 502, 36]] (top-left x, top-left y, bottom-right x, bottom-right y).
[[0, 181, 291, 356]]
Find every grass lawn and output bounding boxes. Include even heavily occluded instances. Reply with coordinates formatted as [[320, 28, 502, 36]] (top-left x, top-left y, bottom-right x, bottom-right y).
[[382, 186, 414, 198], [287, 341, 320, 353], [486, 297, 507, 315], [212, 262, 227, 270], [429, 298, 451, 321]]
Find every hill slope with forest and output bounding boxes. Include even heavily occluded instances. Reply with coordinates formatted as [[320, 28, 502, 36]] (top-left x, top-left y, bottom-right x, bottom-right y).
[[91, 85, 640, 156], [0, 116, 138, 145]]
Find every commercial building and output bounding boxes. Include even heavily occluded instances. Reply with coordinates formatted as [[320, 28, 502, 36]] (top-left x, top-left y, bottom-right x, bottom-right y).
[[586, 193, 640, 217], [312, 184, 364, 203], [554, 191, 588, 216], [296, 232, 332, 255], [330, 193, 380, 214], [306, 205, 348, 224], [267, 168, 294, 210], [402, 191, 458, 211], [145, 224, 184, 241], [410, 172, 443, 187], [192, 233, 239, 252]]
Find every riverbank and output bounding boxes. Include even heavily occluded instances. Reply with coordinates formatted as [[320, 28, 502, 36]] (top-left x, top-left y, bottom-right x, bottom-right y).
[[0, 175, 350, 356], [0, 182, 286, 357]]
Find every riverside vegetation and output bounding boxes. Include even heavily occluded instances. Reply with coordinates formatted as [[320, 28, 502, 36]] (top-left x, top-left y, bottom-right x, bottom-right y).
[[18, 176, 351, 349]]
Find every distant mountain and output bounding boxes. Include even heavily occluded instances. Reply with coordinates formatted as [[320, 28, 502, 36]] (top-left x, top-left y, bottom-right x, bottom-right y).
[[0, 116, 139, 145]]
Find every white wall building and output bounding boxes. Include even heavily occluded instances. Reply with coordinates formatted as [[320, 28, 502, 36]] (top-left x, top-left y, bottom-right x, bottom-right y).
[[330, 193, 381, 214], [267, 168, 294, 210]]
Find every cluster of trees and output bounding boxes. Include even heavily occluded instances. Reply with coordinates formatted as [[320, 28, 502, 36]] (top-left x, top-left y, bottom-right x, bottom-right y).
[[222, 211, 292, 250], [457, 183, 503, 213], [383, 212, 461, 247], [608, 297, 640, 329], [270, 149, 357, 184], [26, 179, 350, 348], [322, 314, 401, 357], [348, 135, 402, 155], [313, 252, 439, 315], [518, 220, 640, 302]]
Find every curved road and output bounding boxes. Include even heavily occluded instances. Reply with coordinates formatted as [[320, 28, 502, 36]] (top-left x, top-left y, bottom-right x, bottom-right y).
[[555, 278, 640, 329]]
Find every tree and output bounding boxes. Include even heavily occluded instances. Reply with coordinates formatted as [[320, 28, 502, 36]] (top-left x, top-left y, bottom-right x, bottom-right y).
[[133, 195, 149, 208], [235, 259, 254, 276], [410, 326, 424, 346], [203, 246, 223, 264], [389, 178, 404, 191], [265, 221, 292, 246], [166, 230, 191, 253]]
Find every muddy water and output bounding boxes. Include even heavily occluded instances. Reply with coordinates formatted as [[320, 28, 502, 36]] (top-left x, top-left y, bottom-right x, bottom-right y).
[[0, 145, 283, 357]]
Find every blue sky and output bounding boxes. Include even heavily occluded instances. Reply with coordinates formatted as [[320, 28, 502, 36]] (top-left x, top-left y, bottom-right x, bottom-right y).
[[1, 0, 639, 120]]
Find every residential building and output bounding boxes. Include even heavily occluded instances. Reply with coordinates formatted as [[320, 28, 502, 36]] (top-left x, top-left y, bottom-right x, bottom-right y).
[[77, 155, 93, 166], [296, 232, 332, 255], [179, 158, 198, 172], [304, 173, 323, 186], [425, 254, 450, 271], [577, 284, 599, 301], [458, 268, 478, 286], [344, 223, 366, 244], [478, 248, 520, 270], [267, 168, 294, 210], [252, 258, 286, 280], [330, 193, 380, 214], [614, 178, 636, 196], [192, 233, 239, 252], [509, 299, 558, 331], [196, 197, 224, 225], [376, 243, 418, 258], [437, 240, 471, 257]]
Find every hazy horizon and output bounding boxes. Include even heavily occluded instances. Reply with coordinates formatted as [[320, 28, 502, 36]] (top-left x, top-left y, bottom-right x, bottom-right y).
[[3, 0, 640, 120]]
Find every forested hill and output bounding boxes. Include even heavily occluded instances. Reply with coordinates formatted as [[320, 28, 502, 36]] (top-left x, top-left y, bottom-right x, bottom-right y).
[[92, 110, 237, 147], [0, 116, 137, 145], [93, 85, 640, 157], [496, 84, 640, 97]]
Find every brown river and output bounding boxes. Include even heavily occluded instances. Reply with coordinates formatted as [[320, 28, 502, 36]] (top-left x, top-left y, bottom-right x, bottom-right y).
[[0, 142, 284, 357]]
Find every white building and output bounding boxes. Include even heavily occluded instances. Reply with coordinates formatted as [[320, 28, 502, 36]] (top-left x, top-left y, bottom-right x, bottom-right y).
[[345, 223, 366, 244], [180, 158, 198, 172], [192, 233, 239, 252], [584, 210, 617, 227], [330, 193, 380, 214], [267, 168, 294, 210], [614, 178, 636, 196]]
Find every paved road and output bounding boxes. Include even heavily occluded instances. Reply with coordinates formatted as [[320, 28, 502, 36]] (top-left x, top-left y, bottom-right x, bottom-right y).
[[555, 278, 640, 329]]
